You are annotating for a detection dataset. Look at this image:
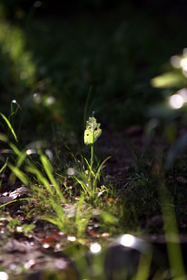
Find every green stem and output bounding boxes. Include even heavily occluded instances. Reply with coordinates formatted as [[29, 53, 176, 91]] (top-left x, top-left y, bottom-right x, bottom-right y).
[[90, 144, 94, 189]]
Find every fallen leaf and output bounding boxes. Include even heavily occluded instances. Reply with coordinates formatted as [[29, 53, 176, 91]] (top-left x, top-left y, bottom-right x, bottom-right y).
[[41, 236, 57, 244], [0, 186, 28, 203], [87, 229, 100, 238], [103, 196, 114, 203]]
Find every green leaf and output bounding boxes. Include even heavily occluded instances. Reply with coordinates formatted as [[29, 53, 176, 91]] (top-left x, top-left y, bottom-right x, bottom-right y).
[[0, 158, 8, 173], [8, 163, 29, 185], [101, 211, 116, 224], [84, 117, 102, 145], [0, 113, 18, 142], [93, 156, 111, 189], [0, 133, 8, 142], [150, 72, 186, 88]]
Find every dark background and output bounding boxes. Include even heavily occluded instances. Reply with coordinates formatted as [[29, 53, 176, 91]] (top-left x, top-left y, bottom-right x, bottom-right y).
[[0, 0, 187, 145]]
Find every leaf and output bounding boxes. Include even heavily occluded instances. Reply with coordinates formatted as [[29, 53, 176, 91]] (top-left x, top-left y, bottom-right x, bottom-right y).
[[101, 211, 116, 224], [0, 133, 8, 142], [84, 117, 102, 145], [41, 236, 58, 244], [0, 186, 28, 203], [40, 154, 65, 203], [0, 158, 8, 173], [0, 113, 18, 142], [87, 228, 100, 238], [8, 163, 29, 185], [150, 72, 186, 88], [93, 156, 111, 189]]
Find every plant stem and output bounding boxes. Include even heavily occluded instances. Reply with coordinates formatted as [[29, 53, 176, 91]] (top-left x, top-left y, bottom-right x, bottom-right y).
[[90, 144, 94, 189]]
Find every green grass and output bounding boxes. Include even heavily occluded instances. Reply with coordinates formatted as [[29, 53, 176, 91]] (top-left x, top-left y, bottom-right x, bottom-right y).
[[1, 2, 187, 279], [1, 106, 187, 279]]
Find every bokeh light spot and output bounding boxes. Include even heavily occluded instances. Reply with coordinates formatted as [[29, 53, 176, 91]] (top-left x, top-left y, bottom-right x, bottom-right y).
[[42, 243, 50, 248], [67, 236, 76, 242], [90, 243, 101, 253], [182, 66, 187, 77], [120, 234, 135, 247], [45, 149, 53, 160], [180, 58, 187, 68], [170, 55, 181, 68], [177, 88, 187, 102], [33, 93, 41, 104], [26, 149, 37, 155], [183, 48, 187, 57], [169, 94, 184, 109], [46, 96, 55, 105], [0, 272, 9, 280], [67, 168, 75, 176]]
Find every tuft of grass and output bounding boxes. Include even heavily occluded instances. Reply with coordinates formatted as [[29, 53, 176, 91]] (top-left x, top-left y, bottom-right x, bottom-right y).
[[0, 111, 119, 240]]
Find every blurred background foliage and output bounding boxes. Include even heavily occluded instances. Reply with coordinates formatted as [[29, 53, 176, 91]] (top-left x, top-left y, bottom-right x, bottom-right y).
[[0, 0, 187, 146]]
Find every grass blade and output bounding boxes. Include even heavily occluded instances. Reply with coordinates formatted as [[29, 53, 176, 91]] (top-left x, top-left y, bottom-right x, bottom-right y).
[[160, 184, 185, 279], [8, 163, 29, 185], [40, 154, 66, 203], [0, 112, 18, 142], [93, 156, 111, 189]]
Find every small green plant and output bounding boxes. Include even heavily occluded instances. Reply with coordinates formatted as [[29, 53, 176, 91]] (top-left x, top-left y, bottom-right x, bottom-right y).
[[0, 109, 117, 240], [84, 116, 102, 182], [77, 116, 111, 203]]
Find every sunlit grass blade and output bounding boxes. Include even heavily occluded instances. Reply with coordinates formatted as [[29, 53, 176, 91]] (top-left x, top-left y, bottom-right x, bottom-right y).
[[75, 193, 92, 237], [42, 216, 60, 227], [40, 153, 66, 203], [133, 251, 152, 280], [43, 205, 68, 232], [0, 133, 8, 142], [0, 158, 8, 173], [9, 149, 27, 183], [10, 149, 28, 176], [26, 164, 53, 195], [0, 135, 21, 156], [8, 163, 30, 185], [84, 157, 92, 176], [75, 176, 89, 193], [160, 184, 185, 280], [0, 112, 18, 142], [0, 197, 31, 209], [9, 142, 22, 156], [93, 156, 111, 189], [32, 184, 46, 199]]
